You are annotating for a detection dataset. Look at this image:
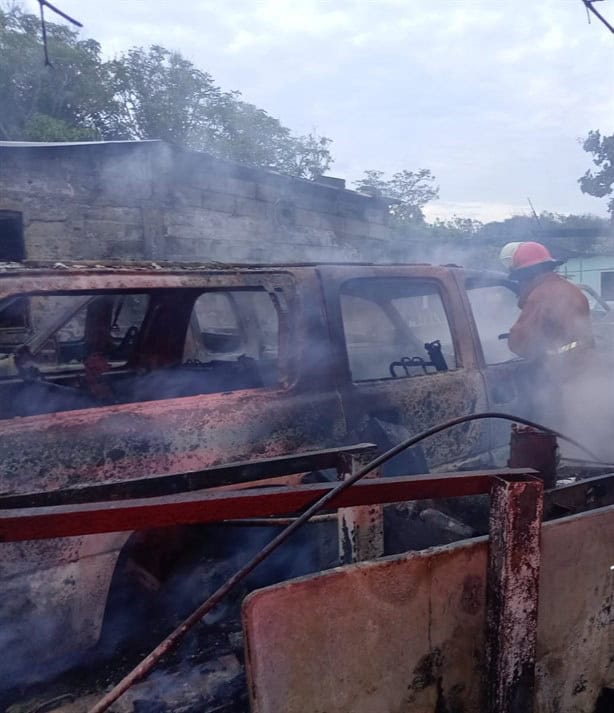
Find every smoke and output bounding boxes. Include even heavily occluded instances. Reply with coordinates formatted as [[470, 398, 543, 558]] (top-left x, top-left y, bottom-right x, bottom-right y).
[[556, 357, 614, 463], [1, 224, 613, 707]]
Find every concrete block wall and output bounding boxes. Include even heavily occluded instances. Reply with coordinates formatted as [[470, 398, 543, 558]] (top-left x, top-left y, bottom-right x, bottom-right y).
[[0, 141, 406, 265]]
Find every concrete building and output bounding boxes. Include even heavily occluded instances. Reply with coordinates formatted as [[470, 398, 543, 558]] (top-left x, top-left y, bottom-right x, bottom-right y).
[[0, 140, 401, 265]]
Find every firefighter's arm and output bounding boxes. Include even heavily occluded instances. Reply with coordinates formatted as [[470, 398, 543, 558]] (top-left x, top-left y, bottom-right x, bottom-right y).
[[508, 298, 543, 359]]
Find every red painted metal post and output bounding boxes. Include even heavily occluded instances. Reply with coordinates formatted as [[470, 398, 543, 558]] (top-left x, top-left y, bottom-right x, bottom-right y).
[[486, 475, 544, 713], [337, 453, 384, 563]]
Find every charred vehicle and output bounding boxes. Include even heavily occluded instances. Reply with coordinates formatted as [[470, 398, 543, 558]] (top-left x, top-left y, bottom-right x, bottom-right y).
[[0, 261, 535, 684]]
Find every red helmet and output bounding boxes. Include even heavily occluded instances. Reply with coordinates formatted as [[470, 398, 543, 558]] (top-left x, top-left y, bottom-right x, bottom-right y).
[[511, 241, 556, 271]]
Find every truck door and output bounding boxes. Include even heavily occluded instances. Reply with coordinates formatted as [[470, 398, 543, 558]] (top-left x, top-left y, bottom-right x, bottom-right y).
[[460, 272, 535, 463], [318, 266, 490, 473]]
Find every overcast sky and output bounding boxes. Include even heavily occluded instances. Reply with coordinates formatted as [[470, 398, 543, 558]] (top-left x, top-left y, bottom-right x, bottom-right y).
[[24, 0, 614, 222]]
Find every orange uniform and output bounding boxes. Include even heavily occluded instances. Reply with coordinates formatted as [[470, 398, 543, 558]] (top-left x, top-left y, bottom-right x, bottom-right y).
[[509, 272, 594, 361]]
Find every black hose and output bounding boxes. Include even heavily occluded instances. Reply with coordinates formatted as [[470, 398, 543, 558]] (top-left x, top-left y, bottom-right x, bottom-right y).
[[88, 410, 602, 713]]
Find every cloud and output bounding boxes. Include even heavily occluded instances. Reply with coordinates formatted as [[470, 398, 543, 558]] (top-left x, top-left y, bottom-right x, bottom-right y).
[[21, 0, 614, 220], [424, 201, 531, 223]]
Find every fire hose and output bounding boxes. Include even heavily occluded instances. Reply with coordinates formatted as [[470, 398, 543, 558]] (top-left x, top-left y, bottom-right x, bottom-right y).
[[88, 411, 603, 713]]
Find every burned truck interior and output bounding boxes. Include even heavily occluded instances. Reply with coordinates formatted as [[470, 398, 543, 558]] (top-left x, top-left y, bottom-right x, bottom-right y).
[[0, 285, 282, 419]]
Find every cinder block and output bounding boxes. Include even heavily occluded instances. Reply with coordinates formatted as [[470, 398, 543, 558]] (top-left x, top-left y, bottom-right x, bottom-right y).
[[234, 197, 270, 221], [285, 225, 338, 248], [163, 235, 203, 259], [293, 189, 339, 214], [317, 213, 344, 234], [24, 205, 69, 222], [207, 176, 257, 199], [98, 239, 144, 260], [293, 208, 323, 230], [84, 206, 142, 223], [254, 177, 291, 204], [168, 185, 203, 208], [3, 176, 76, 198], [201, 190, 236, 214], [25, 220, 71, 241], [83, 219, 143, 241], [342, 217, 371, 238], [364, 205, 390, 225], [368, 222, 393, 241]]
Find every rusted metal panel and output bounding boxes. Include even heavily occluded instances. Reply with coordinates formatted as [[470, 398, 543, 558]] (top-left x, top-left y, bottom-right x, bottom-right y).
[[244, 492, 614, 713], [0, 267, 298, 300], [0, 470, 531, 542], [0, 389, 347, 496], [344, 371, 491, 470], [486, 477, 543, 713], [244, 540, 490, 713], [242, 471, 543, 713], [0, 532, 130, 673], [535, 505, 614, 712]]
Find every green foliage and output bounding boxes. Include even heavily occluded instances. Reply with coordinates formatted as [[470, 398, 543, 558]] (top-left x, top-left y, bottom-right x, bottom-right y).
[[479, 211, 608, 240], [353, 170, 390, 198], [432, 216, 483, 236], [0, 5, 332, 178], [0, 5, 116, 141], [354, 168, 439, 225], [420, 211, 609, 243], [579, 130, 614, 218], [22, 113, 99, 141]]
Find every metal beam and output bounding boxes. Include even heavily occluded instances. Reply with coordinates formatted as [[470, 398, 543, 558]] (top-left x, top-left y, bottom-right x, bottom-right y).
[[0, 443, 377, 509], [0, 469, 534, 543], [543, 472, 614, 519]]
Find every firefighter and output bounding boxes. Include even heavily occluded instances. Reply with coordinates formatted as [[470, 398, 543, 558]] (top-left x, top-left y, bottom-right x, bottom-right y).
[[500, 240, 595, 428], [500, 241, 594, 361]]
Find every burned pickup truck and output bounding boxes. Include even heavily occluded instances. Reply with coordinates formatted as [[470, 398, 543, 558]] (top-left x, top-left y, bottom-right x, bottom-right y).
[[0, 260, 536, 686]]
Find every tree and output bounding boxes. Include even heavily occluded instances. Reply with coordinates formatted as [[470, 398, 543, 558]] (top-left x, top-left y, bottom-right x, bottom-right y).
[[107, 45, 332, 178], [432, 216, 484, 236], [579, 130, 614, 218], [354, 168, 439, 225], [0, 5, 117, 141], [0, 5, 332, 178]]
